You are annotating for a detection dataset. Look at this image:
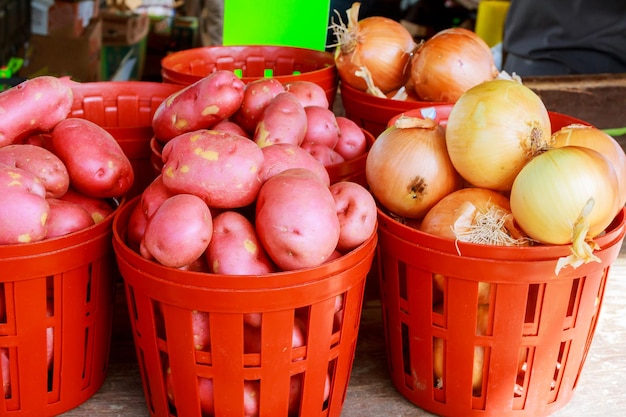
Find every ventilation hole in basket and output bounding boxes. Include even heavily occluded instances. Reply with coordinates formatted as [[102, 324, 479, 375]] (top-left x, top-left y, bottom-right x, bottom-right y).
[[0, 283, 6, 324], [81, 327, 90, 379], [1, 347, 12, 399], [550, 341, 569, 398], [523, 284, 543, 336], [324, 359, 336, 410], [192, 311, 211, 353], [153, 302, 166, 342], [85, 264, 93, 304], [432, 336, 444, 392], [45, 275, 54, 300], [564, 278, 582, 329], [472, 345, 489, 399], [332, 293, 345, 335], [514, 347, 531, 401], [432, 273, 445, 307], [401, 322, 411, 378], [127, 285, 139, 323], [244, 379, 261, 415]]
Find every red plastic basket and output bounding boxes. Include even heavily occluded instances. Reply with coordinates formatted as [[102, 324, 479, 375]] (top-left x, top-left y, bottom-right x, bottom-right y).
[[340, 81, 452, 137], [112, 197, 377, 417], [0, 199, 121, 416], [160, 45, 338, 107], [375, 108, 623, 417], [68, 81, 183, 198], [149, 129, 375, 187]]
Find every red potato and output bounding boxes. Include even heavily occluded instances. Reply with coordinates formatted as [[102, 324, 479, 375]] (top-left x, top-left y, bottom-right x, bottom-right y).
[[253, 92, 308, 148], [0, 163, 47, 198], [300, 142, 346, 167], [244, 316, 307, 354], [0, 144, 69, 198], [58, 187, 115, 223], [259, 142, 331, 186], [302, 106, 340, 149], [285, 80, 330, 108], [212, 119, 250, 138], [288, 372, 331, 415], [206, 211, 275, 275], [329, 181, 377, 252], [192, 310, 211, 351], [152, 70, 245, 142], [45, 198, 95, 238], [165, 370, 216, 416], [255, 168, 340, 270], [334, 117, 368, 161], [0, 76, 73, 147], [1, 348, 10, 398], [141, 175, 176, 219], [232, 77, 285, 134], [50, 118, 134, 198], [140, 193, 213, 268], [0, 190, 49, 244], [126, 200, 148, 252], [161, 130, 265, 209]]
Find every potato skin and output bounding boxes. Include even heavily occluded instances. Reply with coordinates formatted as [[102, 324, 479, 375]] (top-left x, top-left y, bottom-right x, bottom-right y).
[[232, 77, 285, 135], [161, 130, 264, 209], [0, 163, 47, 198], [140, 193, 213, 268], [50, 118, 134, 198], [45, 198, 94, 238], [255, 168, 340, 271], [253, 92, 308, 148], [0, 190, 49, 244], [152, 70, 245, 142], [0, 144, 69, 198], [259, 143, 330, 186], [0, 76, 73, 147], [58, 187, 115, 223]]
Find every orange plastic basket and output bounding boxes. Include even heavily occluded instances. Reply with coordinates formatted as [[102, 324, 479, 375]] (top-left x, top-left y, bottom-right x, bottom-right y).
[[375, 108, 625, 417], [68, 81, 183, 198], [340, 81, 452, 137], [112, 197, 377, 417], [160, 45, 338, 107], [0, 199, 121, 416], [149, 129, 375, 187]]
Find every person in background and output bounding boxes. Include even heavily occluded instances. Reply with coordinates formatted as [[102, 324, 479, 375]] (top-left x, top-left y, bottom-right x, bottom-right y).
[[502, 0, 626, 76], [180, 0, 224, 46]]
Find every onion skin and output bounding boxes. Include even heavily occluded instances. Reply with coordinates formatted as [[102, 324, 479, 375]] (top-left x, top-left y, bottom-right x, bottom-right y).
[[510, 146, 620, 246], [365, 117, 462, 219], [550, 124, 626, 210], [445, 79, 551, 191], [411, 28, 498, 103], [333, 2, 416, 94]]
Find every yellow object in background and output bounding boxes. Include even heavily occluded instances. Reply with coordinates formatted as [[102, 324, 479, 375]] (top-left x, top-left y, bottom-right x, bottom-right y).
[[474, 0, 511, 47]]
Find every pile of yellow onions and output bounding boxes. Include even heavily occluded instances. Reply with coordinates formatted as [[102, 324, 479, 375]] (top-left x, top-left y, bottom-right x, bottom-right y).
[[410, 27, 499, 102], [331, 2, 416, 95]]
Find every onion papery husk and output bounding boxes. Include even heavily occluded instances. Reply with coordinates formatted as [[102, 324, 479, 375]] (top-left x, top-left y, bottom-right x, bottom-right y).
[[550, 123, 626, 210], [445, 78, 552, 191], [365, 116, 463, 219], [509, 146, 621, 275], [331, 2, 416, 94]]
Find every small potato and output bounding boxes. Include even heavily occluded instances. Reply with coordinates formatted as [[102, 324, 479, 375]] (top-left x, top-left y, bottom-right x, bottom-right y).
[[206, 211, 275, 275], [51, 118, 134, 199], [45, 198, 94, 238], [161, 130, 264, 209], [300, 142, 346, 167], [140, 175, 176, 219], [329, 181, 377, 252], [302, 106, 340, 149], [285, 80, 329, 108], [0, 76, 74, 147], [334, 117, 368, 161], [254, 92, 307, 148], [0, 144, 69, 198], [0, 190, 49, 244], [152, 70, 245, 142], [232, 78, 285, 135], [255, 168, 340, 271], [0, 163, 47, 198], [126, 200, 148, 252], [140, 194, 213, 268], [58, 187, 115, 223], [259, 142, 330, 186], [211, 120, 250, 138]]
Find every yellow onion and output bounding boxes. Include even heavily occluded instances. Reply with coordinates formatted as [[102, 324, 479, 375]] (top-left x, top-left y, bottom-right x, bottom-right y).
[[550, 123, 626, 209], [510, 146, 620, 273], [365, 116, 462, 218], [445, 78, 551, 191], [331, 2, 416, 94], [410, 27, 499, 102]]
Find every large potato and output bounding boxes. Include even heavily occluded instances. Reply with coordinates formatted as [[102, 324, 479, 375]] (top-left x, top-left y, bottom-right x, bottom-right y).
[[0, 190, 49, 244], [59, 187, 115, 223], [253, 92, 307, 148], [152, 70, 245, 142], [50, 118, 134, 198], [255, 168, 340, 270], [140, 193, 213, 268], [0, 76, 73, 147], [0, 144, 69, 198], [141, 175, 176, 219], [206, 211, 275, 275], [259, 143, 330, 186], [161, 130, 264, 209], [0, 163, 47, 198]]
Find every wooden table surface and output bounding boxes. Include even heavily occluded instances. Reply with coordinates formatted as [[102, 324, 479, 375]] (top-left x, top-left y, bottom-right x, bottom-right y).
[[60, 242, 626, 417]]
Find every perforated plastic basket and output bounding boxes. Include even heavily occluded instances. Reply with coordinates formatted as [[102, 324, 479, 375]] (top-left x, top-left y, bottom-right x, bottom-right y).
[[375, 108, 624, 417], [112, 196, 377, 417], [160, 45, 338, 107], [0, 199, 121, 416], [68, 81, 183, 198]]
